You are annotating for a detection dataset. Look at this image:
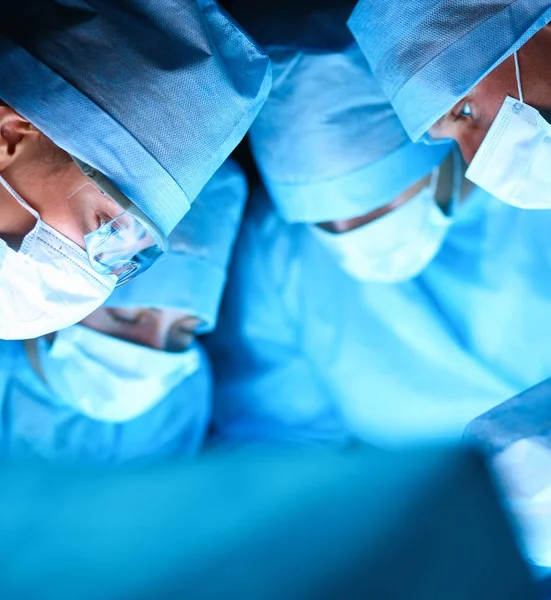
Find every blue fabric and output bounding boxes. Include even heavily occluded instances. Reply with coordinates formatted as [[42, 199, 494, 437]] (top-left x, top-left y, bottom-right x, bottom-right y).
[[206, 199, 350, 445], [0, 340, 211, 464], [208, 185, 551, 445], [348, 0, 551, 141], [538, 573, 551, 600], [0, 0, 270, 235], [0, 448, 535, 600], [105, 159, 247, 332], [421, 186, 551, 390], [241, 7, 449, 223]]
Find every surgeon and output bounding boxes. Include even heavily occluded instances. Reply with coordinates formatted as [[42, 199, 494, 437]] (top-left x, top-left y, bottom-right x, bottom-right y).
[[348, 1, 551, 211], [0, 159, 246, 464], [207, 5, 534, 446], [0, 0, 271, 341]]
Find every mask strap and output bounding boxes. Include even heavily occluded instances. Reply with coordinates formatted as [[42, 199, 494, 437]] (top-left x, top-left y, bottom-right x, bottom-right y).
[[514, 51, 524, 104], [0, 174, 40, 220]]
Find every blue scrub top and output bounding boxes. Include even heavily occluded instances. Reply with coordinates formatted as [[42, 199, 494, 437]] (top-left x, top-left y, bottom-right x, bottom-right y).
[[208, 186, 551, 446]]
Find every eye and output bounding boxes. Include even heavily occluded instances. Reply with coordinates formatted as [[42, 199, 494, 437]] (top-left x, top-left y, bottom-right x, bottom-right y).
[[96, 211, 113, 229], [109, 219, 123, 233], [459, 101, 472, 117], [106, 308, 145, 325], [96, 212, 128, 241]]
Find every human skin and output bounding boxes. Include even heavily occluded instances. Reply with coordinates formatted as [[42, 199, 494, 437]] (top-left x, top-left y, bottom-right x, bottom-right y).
[[80, 307, 202, 352], [429, 24, 551, 163], [0, 104, 122, 248]]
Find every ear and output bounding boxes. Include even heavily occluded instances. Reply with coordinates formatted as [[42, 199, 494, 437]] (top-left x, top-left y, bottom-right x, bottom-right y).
[[0, 105, 39, 170]]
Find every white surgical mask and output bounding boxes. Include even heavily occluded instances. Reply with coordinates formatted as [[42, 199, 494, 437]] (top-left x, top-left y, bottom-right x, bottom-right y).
[[37, 324, 202, 422], [467, 52, 551, 209], [310, 173, 452, 282], [0, 176, 117, 340]]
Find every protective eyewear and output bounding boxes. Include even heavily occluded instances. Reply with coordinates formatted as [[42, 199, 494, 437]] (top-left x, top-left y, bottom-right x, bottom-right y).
[[68, 157, 169, 286]]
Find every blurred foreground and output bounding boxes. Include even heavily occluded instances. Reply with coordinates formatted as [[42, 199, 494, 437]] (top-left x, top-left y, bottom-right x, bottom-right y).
[[0, 445, 538, 599]]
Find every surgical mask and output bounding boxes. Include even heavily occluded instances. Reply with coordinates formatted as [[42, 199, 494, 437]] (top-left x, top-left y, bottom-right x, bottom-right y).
[[310, 172, 452, 282], [37, 324, 202, 423], [0, 176, 117, 340], [467, 52, 551, 209]]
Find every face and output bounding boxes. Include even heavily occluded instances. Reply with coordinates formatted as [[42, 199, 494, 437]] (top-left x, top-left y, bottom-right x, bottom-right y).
[[428, 25, 551, 163], [317, 174, 431, 234], [428, 56, 519, 163], [0, 105, 123, 249], [80, 307, 202, 352]]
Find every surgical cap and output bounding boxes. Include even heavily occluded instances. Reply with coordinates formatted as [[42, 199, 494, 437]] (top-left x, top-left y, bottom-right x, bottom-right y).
[[348, 0, 551, 142], [0, 0, 270, 235], [242, 6, 450, 223], [105, 160, 247, 333]]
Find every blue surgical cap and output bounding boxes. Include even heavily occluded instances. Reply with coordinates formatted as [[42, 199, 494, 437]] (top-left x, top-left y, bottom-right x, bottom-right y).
[[348, 0, 551, 142], [0, 0, 270, 235], [105, 160, 247, 333], [244, 11, 450, 223]]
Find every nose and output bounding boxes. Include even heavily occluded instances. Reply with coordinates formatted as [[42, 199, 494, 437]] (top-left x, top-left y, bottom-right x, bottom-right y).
[[457, 126, 489, 165], [115, 310, 169, 350], [140, 310, 172, 350], [456, 134, 476, 164], [144, 311, 199, 352]]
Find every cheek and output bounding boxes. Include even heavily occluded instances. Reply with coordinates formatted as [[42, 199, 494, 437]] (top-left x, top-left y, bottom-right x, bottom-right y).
[[97, 194, 125, 221], [118, 328, 159, 348], [76, 195, 121, 239], [473, 58, 519, 116], [114, 318, 164, 349], [27, 187, 87, 248], [447, 121, 488, 164], [49, 214, 87, 248], [66, 186, 124, 244], [467, 59, 519, 148]]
